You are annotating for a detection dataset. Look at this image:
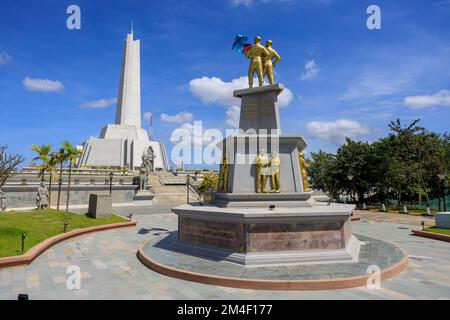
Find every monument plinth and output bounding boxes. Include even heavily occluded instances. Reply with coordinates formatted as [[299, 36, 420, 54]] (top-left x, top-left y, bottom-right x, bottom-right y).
[[172, 82, 361, 267]]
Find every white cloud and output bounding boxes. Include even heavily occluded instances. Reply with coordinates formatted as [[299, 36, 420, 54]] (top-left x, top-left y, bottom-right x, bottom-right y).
[[189, 76, 293, 128], [23, 77, 64, 92], [81, 98, 116, 109], [0, 51, 11, 65], [306, 119, 370, 144], [170, 122, 206, 147], [161, 111, 194, 124], [226, 106, 241, 128], [300, 59, 319, 81], [404, 90, 450, 109]]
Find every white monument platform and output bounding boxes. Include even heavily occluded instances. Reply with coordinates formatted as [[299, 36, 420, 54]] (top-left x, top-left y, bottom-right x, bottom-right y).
[[78, 30, 169, 171]]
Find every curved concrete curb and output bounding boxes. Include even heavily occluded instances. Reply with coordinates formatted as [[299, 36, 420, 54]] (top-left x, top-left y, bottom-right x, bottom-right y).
[[0, 220, 137, 269], [412, 229, 450, 243], [137, 240, 409, 291]]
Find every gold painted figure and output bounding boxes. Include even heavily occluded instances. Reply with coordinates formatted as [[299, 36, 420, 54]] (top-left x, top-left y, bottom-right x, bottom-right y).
[[262, 40, 282, 85], [256, 149, 270, 193], [218, 154, 229, 193], [246, 36, 270, 88], [270, 151, 281, 193], [298, 152, 310, 192]]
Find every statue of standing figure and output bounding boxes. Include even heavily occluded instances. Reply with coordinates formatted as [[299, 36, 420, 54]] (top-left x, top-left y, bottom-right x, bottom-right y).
[[256, 149, 270, 193], [246, 36, 270, 88], [218, 154, 229, 193], [36, 182, 50, 209], [270, 151, 281, 193], [138, 146, 155, 191], [262, 40, 282, 85], [0, 189, 7, 212], [298, 152, 310, 192]]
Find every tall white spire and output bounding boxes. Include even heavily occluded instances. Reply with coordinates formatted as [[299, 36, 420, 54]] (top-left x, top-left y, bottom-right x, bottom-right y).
[[115, 30, 141, 127]]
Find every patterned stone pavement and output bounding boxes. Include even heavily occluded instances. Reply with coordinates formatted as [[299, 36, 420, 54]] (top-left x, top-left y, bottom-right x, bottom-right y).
[[0, 207, 449, 300]]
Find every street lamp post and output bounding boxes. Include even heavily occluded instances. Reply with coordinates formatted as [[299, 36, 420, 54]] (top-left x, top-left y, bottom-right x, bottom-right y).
[[109, 172, 114, 195], [438, 173, 448, 212]]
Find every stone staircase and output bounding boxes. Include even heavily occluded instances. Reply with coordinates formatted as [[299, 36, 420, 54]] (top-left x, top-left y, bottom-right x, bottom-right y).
[[148, 172, 200, 205]]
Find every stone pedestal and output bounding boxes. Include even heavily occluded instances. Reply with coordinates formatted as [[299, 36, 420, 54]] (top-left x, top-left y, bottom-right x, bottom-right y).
[[234, 84, 283, 132], [133, 190, 155, 206], [171, 84, 362, 267], [436, 212, 450, 229], [172, 203, 360, 266], [88, 194, 112, 219]]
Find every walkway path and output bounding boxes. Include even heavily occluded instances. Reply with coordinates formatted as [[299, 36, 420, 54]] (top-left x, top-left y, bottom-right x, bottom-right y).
[[0, 207, 449, 300]]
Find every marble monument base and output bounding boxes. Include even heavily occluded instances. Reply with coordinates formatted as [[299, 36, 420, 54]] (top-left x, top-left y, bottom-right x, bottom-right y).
[[133, 190, 155, 206], [171, 203, 361, 267]]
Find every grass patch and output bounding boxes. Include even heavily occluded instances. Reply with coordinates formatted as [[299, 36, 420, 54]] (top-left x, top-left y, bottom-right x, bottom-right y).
[[0, 209, 126, 258], [424, 227, 450, 236]]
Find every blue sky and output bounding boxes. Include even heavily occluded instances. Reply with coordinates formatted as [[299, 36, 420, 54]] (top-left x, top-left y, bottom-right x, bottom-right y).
[[0, 0, 449, 168]]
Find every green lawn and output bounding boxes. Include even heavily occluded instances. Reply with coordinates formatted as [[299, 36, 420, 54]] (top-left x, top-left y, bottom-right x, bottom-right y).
[[424, 227, 450, 236], [0, 209, 126, 258]]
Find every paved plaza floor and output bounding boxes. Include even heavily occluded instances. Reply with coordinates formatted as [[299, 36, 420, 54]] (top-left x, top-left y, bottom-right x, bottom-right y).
[[0, 206, 449, 300]]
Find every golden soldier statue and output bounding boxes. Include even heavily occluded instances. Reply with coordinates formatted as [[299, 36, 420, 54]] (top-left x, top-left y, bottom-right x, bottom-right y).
[[298, 152, 310, 192], [263, 40, 282, 85], [256, 149, 270, 193], [246, 36, 270, 88], [218, 154, 229, 193], [270, 151, 281, 193]]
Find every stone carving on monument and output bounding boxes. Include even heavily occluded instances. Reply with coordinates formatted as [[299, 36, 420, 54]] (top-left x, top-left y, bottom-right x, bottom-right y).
[[170, 36, 362, 267], [133, 147, 155, 205], [35, 182, 50, 209]]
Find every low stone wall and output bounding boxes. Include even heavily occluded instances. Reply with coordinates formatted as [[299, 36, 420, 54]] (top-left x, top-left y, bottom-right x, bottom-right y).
[[1, 185, 137, 209]]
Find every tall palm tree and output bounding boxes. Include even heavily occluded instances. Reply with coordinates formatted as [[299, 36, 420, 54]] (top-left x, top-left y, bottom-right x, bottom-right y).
[[62, 141, 81, 212], [56, 147, 68, 211], [30, 144, 52, 182], [47, 152, 59, 206]]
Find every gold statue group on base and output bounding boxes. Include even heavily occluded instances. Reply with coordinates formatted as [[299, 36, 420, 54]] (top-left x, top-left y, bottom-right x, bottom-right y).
[[245, 36, 281, 88], [256, 149, 281, 193]]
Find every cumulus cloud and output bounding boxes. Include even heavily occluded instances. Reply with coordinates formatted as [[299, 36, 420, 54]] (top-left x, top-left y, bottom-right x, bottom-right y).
[[143, 112, 153, 121], [300, 59, 319, 81], [226, 106, 241, 128], [0, 51, 11, 65], [81, 98, 116, 109], [161, 111, 194, 124], [189, 76, 293, 128], [306, 119, 370, 144], [23, 77, 64, 92], [404, 90, 450, 109], [170, 122, 206, 147]]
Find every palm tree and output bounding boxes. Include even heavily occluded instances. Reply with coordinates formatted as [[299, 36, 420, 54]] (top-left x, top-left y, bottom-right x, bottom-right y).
[[30, 144, 52, 182], [56, 147, 68, 211], [62, 141, 81, 212], [47, 152, 59, 206]]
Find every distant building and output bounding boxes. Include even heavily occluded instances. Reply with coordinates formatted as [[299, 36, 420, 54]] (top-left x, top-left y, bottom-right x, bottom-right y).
[[78, 30, 169, 171]]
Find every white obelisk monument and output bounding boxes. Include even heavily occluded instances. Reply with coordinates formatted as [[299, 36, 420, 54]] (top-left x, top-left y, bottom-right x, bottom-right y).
[[78, 30, 169, 171]]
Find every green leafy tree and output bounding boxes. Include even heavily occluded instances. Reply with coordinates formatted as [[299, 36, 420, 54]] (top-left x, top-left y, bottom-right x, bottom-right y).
[[197, 172, 218, 194]]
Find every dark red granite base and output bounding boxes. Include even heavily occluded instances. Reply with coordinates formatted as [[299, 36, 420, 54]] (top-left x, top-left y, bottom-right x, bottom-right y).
[[178, 216, 352, 253]]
